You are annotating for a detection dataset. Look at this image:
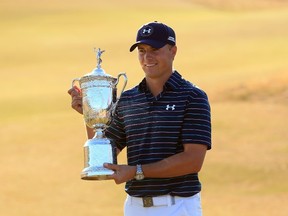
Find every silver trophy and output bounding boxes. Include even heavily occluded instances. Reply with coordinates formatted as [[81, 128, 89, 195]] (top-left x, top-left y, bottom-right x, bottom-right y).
[[72, 48, 127, 180]]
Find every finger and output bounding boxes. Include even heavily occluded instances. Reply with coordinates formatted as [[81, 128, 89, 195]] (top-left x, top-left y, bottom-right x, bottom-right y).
[[74, 85, 81, 91], [71, 98, 81, 105], [68, 86, 77, 95], [71, 96, 82, 104], [72, 97, 82, 102], [105, 172, 117, 180], [70, 90, 82, 98], [103, 163, 118, 171], [71, 101, 82, 110], [103, 163, 117, 180], [71, 101, 81, 109], [67, 88, 73, 95], [68, 86, 81, 96], [71, 96, 82, 103]]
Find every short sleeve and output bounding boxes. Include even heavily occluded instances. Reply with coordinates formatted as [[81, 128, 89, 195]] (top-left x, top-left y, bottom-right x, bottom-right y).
[[181, 91, 212, 149]]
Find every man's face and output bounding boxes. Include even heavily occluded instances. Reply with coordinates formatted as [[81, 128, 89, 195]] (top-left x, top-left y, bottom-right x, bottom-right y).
[[137, 44, 177, 79]]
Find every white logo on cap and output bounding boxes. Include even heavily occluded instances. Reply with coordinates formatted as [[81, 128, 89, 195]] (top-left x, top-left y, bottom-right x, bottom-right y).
[[168, 36, 175, 42], [140, 26, 153, 37], [143, 28, 152, 34]]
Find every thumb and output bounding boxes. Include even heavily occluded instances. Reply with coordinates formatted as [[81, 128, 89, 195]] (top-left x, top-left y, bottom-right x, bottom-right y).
[[103, 163, 117, 171]]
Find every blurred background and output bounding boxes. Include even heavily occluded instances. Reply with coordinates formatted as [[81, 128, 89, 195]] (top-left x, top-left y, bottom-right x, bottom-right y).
[[0, 0, 287, 215]]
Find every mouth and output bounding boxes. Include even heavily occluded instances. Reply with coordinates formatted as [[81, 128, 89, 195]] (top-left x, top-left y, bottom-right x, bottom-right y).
[[145, 63, 157, 67]]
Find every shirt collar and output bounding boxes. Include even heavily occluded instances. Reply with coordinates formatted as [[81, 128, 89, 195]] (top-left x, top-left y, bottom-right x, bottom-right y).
[[138, 70, 183, 92], [165, 70, 183, 90]]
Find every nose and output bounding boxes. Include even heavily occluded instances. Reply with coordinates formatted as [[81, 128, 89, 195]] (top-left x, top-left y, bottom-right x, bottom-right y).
[[144, 50, 154, 60]]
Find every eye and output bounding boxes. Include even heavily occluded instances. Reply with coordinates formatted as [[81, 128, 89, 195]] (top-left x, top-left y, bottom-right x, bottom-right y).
[[138, 48, 145, 54]]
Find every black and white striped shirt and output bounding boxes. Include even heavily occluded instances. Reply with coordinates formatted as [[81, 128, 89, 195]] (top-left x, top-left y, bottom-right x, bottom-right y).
[[106, 71, 211, 197]]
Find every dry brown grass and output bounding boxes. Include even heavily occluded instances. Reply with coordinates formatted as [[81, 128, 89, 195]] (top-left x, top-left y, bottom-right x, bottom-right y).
[[191, 0, 288, 10], [0, 0, 288, 215], [212, 72, 288, 103]]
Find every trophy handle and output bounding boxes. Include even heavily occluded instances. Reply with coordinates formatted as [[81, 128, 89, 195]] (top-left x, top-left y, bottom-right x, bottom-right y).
[[114, 72, 128, 99], [111, 72, 128, 117], [71, 78, 80, 88], [71, 78, 82, 95]]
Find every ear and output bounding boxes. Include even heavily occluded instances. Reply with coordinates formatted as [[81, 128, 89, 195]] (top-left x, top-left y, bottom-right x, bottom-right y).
[[171, 45, 177, 59]]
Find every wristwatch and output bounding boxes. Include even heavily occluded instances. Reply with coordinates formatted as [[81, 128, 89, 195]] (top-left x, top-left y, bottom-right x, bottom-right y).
[[134, 164, 145, 180]]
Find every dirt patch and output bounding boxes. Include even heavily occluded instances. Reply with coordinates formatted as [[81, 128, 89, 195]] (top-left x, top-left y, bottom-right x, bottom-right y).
[[212, 73, 288, 103]]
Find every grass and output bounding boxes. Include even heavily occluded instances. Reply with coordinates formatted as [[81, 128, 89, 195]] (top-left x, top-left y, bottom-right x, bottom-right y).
[[0, 1, 288, 215]]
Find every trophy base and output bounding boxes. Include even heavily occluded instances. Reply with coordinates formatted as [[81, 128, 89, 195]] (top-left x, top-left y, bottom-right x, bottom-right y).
[[81, 166, 114, 180], [81, 131, 117, 181]]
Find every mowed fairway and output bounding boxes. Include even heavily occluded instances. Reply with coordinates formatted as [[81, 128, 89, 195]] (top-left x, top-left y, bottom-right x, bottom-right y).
[[0, 0, 287, 215]]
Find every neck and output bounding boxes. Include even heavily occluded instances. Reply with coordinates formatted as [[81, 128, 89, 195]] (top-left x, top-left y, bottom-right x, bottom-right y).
[[145, 71, 173, 97]]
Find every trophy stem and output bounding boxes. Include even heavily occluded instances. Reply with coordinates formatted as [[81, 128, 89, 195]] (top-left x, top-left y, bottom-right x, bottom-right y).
[[93, 128, 104, 139]]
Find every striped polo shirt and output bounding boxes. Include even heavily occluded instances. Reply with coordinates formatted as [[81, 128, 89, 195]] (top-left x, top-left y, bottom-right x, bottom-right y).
[[106, 70, 211, 197]]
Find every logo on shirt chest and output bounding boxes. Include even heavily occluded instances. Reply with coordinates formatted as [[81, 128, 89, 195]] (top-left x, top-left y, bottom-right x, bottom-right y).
[[166, 104, 176, 110]]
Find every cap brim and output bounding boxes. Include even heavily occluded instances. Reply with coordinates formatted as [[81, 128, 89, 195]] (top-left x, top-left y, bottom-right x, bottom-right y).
[[129, 40, 166, 52]]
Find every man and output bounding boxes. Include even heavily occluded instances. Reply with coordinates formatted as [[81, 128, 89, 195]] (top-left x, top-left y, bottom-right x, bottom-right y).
[[68, 21, 211, 216]]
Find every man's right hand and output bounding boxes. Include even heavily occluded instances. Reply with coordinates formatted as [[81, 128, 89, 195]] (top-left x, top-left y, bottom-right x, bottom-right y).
[[67, 86, 83, 114]]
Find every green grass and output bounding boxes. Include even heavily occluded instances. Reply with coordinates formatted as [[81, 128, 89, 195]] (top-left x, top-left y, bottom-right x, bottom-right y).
[[0, 1, 288, 215]]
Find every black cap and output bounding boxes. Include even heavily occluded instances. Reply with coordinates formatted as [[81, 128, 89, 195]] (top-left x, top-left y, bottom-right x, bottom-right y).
[[130, 21, 176, 52]]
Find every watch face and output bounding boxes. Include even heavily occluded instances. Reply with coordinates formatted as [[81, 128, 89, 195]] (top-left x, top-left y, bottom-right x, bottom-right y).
[[136, 173, 144, 180], [135, 165, 144, 180]]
